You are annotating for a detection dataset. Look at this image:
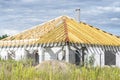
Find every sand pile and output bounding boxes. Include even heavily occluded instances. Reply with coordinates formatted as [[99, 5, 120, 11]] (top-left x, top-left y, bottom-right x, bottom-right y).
[[35, 60, 76, 73]]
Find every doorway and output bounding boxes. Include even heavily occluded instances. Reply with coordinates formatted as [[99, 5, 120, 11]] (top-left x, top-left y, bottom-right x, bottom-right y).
[[75, 50, 81, 65], [35, 52, 39, 64]]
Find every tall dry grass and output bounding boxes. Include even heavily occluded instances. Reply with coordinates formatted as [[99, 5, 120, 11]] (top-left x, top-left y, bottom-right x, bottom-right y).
[[0, 59, 120, 80]]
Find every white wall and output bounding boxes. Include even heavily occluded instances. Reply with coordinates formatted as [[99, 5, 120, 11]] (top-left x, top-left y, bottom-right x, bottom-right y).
[[15, 48, 26, 60], [0, 46, 120, 68], [116, 51, 120, 67], [44, 47, 63, 61], [87, 47, 105, 67], [0, 47, 27, 60], [0, 48, 8, 60], [69, 49, 75, 64]]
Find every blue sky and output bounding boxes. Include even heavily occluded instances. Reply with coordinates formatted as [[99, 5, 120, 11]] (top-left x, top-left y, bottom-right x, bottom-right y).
[[0, 0, 120, 36]]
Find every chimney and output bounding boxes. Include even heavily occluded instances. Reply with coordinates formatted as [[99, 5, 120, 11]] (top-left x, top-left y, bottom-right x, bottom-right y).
[[75, 9, 80, 22]]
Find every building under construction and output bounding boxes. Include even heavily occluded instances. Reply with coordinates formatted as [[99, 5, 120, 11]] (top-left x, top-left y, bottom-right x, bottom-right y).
[[0, 16, 120, 67]]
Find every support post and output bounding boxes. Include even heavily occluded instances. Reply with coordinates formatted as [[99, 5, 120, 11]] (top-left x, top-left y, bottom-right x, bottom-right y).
[[38, 47, 44, 63], [65, 45, 70, 62], [100, 53, 102, 67], [81, 47, 86, 66]]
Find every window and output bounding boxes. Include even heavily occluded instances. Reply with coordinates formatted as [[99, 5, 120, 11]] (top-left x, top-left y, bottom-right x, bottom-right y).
[[105, 51, 116, 65]]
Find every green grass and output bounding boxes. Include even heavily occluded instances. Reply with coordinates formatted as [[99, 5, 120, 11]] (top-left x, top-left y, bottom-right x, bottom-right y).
[[0, 59, 120, 80]]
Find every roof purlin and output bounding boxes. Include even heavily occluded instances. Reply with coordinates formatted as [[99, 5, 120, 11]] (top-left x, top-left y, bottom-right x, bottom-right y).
[[0, 16, 120, 47]]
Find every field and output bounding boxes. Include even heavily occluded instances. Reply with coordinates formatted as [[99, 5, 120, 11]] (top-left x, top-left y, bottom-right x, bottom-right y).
[[0, 59, 120, 80]]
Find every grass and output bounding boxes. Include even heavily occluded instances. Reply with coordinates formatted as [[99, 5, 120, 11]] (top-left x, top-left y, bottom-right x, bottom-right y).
[[0, 59, 120, 80]]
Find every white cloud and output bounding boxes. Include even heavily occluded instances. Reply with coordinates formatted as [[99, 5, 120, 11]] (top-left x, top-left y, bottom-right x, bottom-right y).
[[97, 6, 120, 12], [0, 29, 20, 36], [3, 8, 14, 12], [112, 2, 120, 6], [21, 0, 38, 3], [82, 6, 120, 16], [0, 0, 120, 35], [82, 9, 103, 15], [110, 18, 120, 21], [26, 18, 41, 22]]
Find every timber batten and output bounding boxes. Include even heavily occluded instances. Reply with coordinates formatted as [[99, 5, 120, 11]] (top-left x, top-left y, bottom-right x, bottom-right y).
[[1, 16, 120, 47], [0, 16, 120, 67]]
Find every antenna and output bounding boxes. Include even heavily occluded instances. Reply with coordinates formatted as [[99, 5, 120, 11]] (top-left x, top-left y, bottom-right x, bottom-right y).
[[75, 9, 80, 22]]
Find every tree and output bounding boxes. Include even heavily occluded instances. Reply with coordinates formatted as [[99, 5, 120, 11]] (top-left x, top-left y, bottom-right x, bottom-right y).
[[0, 34, 9, 40]]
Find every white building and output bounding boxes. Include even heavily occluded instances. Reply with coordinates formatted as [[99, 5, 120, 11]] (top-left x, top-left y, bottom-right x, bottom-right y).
[[0, 16, 120, 67]]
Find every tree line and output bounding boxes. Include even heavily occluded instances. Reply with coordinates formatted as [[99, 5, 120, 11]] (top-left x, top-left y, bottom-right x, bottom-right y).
[[0, 34, 8, 40]]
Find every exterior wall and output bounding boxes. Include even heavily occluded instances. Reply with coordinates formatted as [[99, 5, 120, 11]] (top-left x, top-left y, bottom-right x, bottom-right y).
[[69, 49, 75, 64], [0, 46, 66, 63], [43, 47, 65, 61], [69, 45, 120, 67], [116, 51, 120, 67], [15, 48, 26, 60], [39, 46, 77, 64], [0, 47, 27, 60], [87, 47, 120, 67], [0, 45, 120, 67], [87, 47, 104, 67], [0, 48, 8, 60]]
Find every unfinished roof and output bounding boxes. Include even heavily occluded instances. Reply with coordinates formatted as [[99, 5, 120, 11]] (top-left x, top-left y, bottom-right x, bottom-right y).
[[36, 16, 120, 46], [0, 16, 120, 47]]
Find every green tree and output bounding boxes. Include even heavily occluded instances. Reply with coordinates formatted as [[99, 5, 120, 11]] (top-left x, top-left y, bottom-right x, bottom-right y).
[[0, 34, 9, 40]]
